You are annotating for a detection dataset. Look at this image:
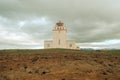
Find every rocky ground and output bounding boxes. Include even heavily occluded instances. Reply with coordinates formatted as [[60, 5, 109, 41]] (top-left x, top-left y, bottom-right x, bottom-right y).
[[0, 49, 120, 80]]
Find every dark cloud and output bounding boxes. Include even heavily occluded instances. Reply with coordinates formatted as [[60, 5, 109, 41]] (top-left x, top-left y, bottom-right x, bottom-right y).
[[0, 0, 120, 49]]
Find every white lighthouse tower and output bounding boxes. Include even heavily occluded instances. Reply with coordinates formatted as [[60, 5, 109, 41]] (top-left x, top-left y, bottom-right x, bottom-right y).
[[44, 21, 80, 49], [52, 21, 67, 48]]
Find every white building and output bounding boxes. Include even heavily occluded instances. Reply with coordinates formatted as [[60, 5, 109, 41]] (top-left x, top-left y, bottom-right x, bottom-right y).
[[44, 21, 80, 50]]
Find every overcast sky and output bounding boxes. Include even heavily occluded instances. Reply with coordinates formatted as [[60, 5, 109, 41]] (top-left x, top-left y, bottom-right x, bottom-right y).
[[0, 0, 120, 49]]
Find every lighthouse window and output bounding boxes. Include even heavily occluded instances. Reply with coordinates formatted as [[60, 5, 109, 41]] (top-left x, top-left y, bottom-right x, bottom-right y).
[[59, 39, 60, 45], [47, 44, 50, 47], [69, 44, 72, 47]]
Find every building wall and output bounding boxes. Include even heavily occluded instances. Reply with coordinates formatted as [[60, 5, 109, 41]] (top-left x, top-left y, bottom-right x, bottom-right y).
[[44, 40, 53, 49], [44, 40, 77, 49], [66, 40, 76, 49], [52, 27, 67, 48]]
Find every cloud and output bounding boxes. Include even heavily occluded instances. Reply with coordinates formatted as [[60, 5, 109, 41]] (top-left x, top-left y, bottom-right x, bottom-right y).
[[0, 0, 120, 49], [80, 39, 120, 49], [91, 39, 120, 46]]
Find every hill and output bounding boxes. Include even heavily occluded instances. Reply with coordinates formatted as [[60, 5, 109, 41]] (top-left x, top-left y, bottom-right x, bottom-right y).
[[0, 49, 120, 80]]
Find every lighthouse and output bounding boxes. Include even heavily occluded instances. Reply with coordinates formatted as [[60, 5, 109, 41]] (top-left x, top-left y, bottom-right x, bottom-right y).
[[44, 21, 80, 49], [52, 21, 67, 48]]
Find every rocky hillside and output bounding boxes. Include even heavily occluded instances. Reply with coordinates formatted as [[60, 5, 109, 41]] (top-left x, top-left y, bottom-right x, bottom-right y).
[[0, 49, 120, 80]]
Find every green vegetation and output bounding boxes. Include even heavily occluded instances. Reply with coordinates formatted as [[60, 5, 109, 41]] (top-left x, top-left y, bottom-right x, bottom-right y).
[[0, 49, 120, 57]]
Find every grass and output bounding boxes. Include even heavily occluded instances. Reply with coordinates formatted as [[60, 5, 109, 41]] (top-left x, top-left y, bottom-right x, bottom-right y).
[[0, 48, 79, 54], [0, 49, 120, 80], [0, 49, 120, 57]]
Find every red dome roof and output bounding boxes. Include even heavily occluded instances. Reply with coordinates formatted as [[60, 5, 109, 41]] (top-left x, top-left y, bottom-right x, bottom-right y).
[[56, 20, 64, 26]]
